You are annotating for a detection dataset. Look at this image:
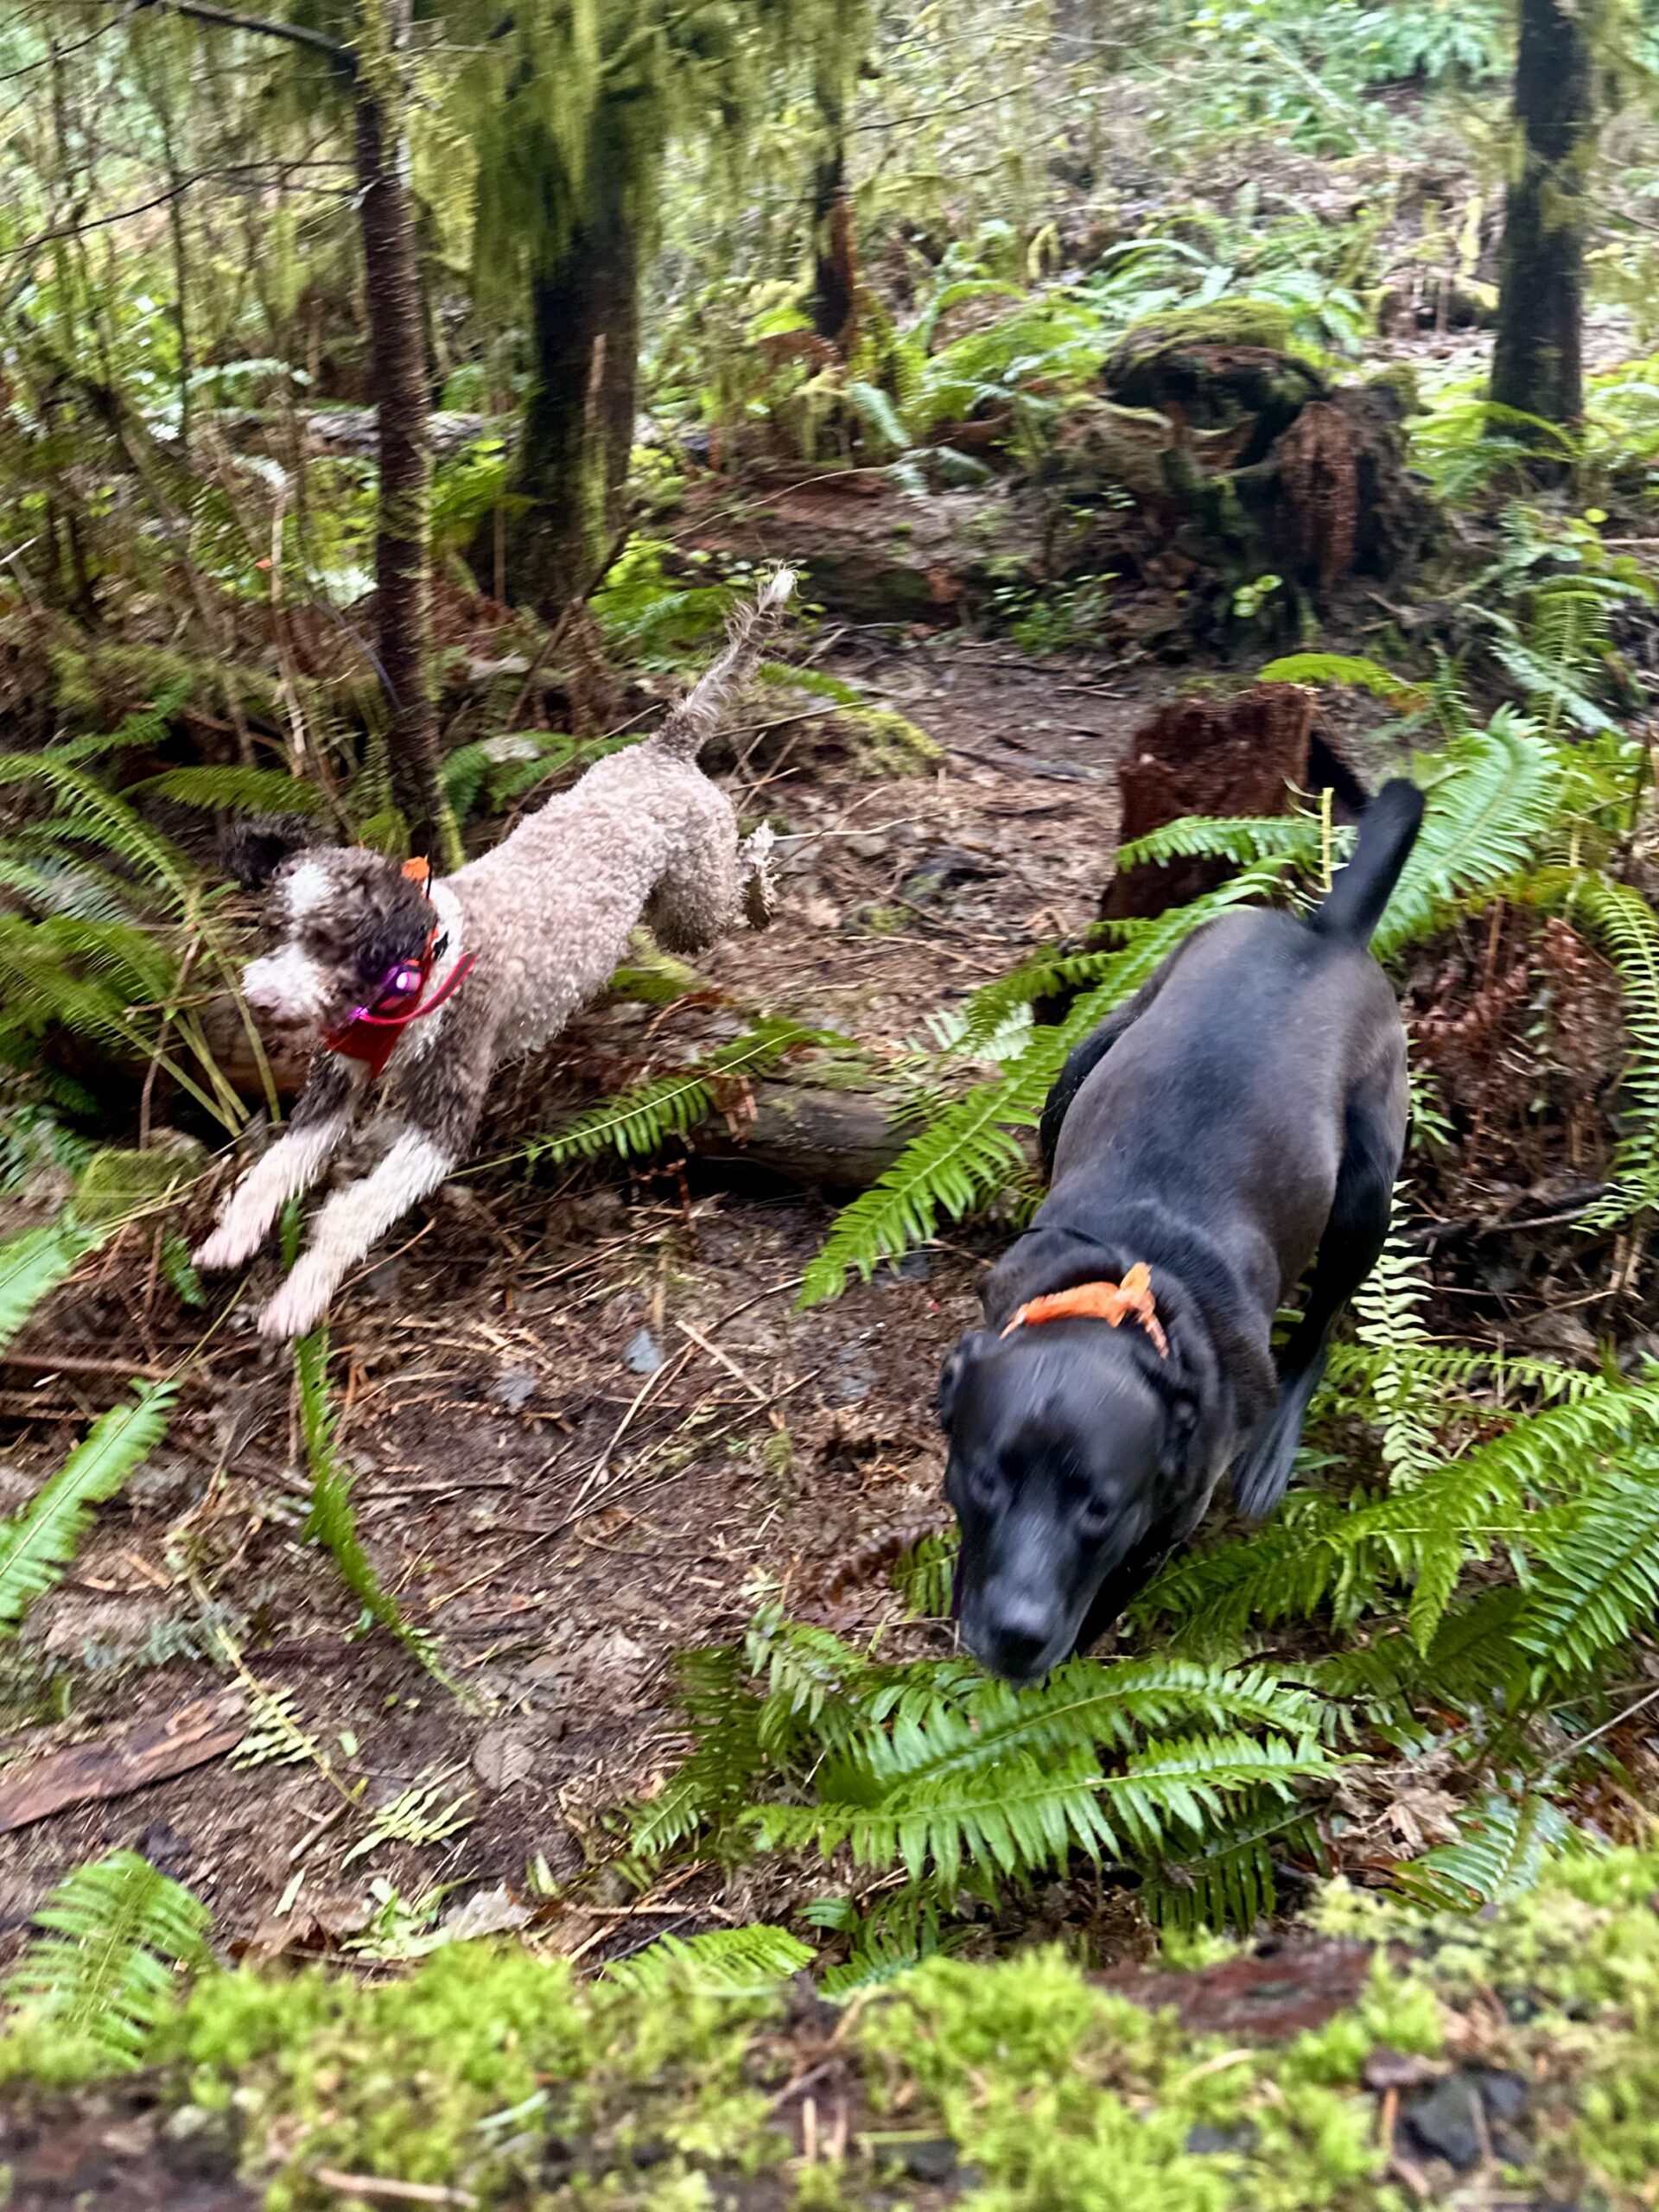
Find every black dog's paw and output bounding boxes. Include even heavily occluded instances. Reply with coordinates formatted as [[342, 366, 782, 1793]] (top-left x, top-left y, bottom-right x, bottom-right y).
[[1230, 1406, 1302, 1521]]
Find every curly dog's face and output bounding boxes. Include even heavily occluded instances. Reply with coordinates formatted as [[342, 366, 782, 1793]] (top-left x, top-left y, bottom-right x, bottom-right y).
[[938, 1327, 1171, 1683], [239, 847, 432, 1044]]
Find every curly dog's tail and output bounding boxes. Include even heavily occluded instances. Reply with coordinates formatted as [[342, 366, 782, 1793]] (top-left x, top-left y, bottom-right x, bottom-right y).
[[652, 566, 796, 761]]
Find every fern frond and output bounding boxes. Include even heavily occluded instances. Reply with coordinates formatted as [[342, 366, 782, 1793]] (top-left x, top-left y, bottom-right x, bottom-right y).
[[0, 755, 194, 910], [3, 1850, 212, 2068], [297, 1327, 459, 1692], [804, 860, 1301, 1303], [0, 1384, 176, 1638], [601, 1923, 813, 1994], [1258, 652, 1427, 706], [520, 1020, 830, 1170], [798, 1076, 1033, 1305], [631, 1644, 769, 1860], [229, 1681, 322, 1770], [1515, 1459, 1659, 1683], [817, 1891, 954, 1997], [1348, 1226, 1441, 1486], [1113, 814, 1328, 874], [0, 1215, 104, 1354], [893, 1529, 957, 1620], [1372, 715, 1565, 957], [1389, 1792, 1573, 1911], [1564, 874, 1659, 1227], [340, 1774, 474, 1867], [1142, 1790, 1325, 1932], [130, 766, 327, 817]]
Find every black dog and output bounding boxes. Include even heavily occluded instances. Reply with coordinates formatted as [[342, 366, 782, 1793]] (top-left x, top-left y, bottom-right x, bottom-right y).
[[939, 779, 1424, 1682]]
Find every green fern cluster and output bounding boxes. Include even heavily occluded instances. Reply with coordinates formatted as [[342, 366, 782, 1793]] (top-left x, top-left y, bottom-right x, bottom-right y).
[[0, 690, 286, 1132], [632, 1605, 1333, 1980]]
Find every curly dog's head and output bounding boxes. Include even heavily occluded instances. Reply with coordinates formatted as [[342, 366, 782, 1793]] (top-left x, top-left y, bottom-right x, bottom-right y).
[[226, 818, 435, 1044]]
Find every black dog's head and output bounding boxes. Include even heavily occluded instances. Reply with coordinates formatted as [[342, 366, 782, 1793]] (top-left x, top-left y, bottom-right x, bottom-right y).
[[939, 1320, 1196, 1683], [224, 817, 434, 1046]]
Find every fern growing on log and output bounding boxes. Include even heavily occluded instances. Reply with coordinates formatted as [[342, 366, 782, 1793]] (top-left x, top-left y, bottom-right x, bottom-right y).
[[518, 1018, 836, 1171]]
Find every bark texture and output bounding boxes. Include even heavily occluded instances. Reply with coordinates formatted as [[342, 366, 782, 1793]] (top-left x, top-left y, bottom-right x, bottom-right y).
[[1490, 0, 1599, 432], [509, 126, 640, 616], [353, 2, 460, 868]]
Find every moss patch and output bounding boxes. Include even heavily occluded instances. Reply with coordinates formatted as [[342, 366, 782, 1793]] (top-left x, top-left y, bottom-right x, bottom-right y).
[[5, 1853, 1659, 2207]]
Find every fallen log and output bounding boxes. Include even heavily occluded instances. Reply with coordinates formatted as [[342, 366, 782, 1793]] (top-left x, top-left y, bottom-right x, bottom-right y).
[[687, 1082, 913, 1190], [0, 1690, 246, 1835]]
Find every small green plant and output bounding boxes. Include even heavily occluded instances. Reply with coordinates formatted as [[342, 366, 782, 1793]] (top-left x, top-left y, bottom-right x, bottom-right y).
[[3, 1852, 212, 2069], [296, 1326, 462, 1693], [0, 1383, 177, 1639]]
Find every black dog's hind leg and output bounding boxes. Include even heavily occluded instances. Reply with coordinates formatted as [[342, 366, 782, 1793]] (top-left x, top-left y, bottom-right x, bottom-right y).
[[1230, 1081, 1401, 1520]]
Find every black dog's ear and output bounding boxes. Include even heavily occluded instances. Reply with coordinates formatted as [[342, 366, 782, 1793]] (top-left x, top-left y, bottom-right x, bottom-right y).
[[938, 1331, 993, 1432], [1159, 1391, 1200, 1479], [222, 814, 315, 892]]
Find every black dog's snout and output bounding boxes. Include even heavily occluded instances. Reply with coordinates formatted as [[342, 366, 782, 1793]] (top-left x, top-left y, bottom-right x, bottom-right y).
[[965, 1586, 1060, 1685]]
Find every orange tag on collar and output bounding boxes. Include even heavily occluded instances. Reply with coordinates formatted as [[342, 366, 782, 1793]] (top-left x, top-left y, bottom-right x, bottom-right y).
[[401, 856, 431, 890], [1001, 1262, 1169, 1358]]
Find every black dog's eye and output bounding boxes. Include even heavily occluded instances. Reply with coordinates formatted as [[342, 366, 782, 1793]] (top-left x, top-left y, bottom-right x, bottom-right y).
[[1076, 1497, 1116, 1541], [964, 1464, 1005, 1511]]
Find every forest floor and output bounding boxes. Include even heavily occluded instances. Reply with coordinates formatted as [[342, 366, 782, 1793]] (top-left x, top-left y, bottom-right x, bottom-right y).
[[0, 626, 1202, 1968]]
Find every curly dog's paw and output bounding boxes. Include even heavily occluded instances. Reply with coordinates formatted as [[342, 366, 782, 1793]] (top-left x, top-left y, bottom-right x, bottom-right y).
[[257, 1268, 331, 1342], [194, 1224, 256, 1274]]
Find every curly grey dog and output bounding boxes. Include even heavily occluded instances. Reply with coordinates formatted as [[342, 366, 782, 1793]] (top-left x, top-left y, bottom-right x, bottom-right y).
[[195, 568, 794, 1339]]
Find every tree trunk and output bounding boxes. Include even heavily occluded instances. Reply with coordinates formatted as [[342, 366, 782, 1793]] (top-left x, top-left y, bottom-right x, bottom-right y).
[[508, 124, 639, 616], [810, 89, 857, 352], [1490, 0, 1599, 434], [353, 0, 461, 870]]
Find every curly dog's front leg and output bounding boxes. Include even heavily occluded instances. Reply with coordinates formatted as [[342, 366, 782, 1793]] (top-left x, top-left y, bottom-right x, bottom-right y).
[[257, 1126, 457, 1340], [194, 1056, 359, 1274]]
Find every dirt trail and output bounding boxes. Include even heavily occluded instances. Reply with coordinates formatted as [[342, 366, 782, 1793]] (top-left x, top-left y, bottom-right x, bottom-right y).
[[0, 637, 1152, 1962]]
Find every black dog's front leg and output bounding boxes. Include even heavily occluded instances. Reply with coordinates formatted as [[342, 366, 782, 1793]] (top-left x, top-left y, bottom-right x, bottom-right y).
[[1231, 1087, 1399, 1519]]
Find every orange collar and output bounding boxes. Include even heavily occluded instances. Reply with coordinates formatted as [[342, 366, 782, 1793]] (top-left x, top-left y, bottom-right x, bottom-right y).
[[1000, 1262, 1169, 1358]]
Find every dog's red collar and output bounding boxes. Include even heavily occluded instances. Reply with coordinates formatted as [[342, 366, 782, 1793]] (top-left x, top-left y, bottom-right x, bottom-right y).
[[1000, 1262, 1169, 1358], [323, 859, 476, 1077]]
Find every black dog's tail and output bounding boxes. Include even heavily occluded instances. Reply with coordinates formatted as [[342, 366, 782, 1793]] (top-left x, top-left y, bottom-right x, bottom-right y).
[[1307, 778, 1424, 946]]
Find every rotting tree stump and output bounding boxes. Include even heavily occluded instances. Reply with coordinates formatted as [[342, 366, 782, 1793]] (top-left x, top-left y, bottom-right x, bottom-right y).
[[1101, 682, 1367, 924], [1057, 334, 1440, 597]]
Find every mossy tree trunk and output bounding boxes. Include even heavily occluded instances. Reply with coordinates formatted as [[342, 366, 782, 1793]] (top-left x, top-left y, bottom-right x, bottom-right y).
[[1490, 0, 1599, 434], [508, 119, 639, 617], [810, 87, 857, 352], [353, 0, 462, 870]]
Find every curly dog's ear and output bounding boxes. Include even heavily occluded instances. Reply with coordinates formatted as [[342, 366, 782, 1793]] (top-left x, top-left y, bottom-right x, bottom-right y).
[[221, 814, 316, 892]]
